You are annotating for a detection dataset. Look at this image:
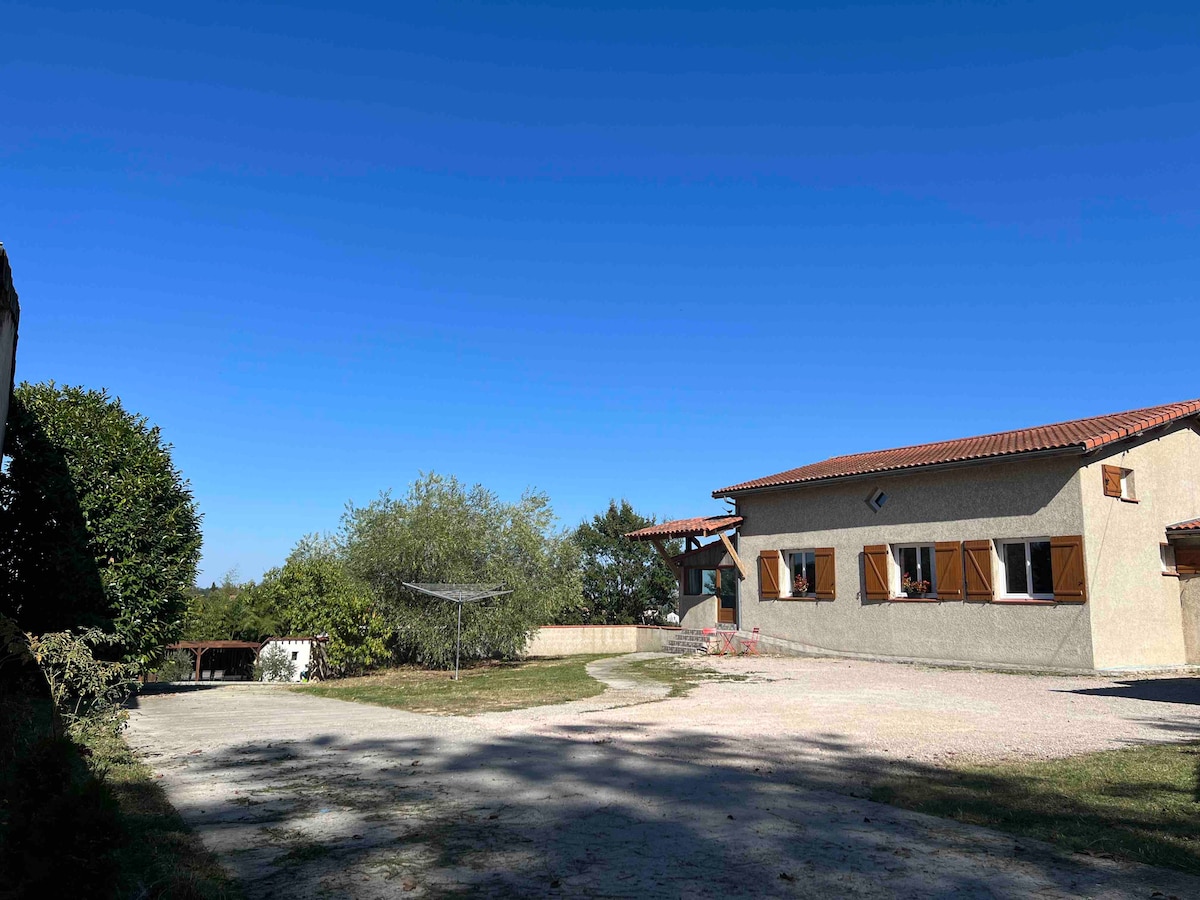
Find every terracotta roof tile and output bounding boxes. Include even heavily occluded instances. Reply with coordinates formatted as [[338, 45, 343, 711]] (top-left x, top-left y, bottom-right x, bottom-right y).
[[715, 399, 1200, 496], [1167, 518, 1200, 533], [625, 515, 743, 541]]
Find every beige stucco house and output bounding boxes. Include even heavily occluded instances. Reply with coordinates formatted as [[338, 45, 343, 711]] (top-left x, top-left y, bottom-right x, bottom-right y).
[[629, 400, 1200, 672]]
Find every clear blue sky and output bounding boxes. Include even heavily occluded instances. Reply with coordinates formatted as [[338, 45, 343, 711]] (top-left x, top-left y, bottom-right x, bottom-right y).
[[3, 1, 1197, 583]]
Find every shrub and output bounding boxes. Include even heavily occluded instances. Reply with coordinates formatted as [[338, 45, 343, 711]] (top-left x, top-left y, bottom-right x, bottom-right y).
[[152, 649, 196, 683], [26, 628, 135, 741], [254, 644, 297, 682]]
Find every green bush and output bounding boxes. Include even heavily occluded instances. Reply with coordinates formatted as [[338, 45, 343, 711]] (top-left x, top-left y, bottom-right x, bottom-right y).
[[152, 649, 195, 683], [253, 644, 297, 682], [0, 383, 202, 672]]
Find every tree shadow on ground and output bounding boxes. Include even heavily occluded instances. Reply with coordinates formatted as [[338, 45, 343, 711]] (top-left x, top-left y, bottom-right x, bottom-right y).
[[163, 721, 1200, 899]]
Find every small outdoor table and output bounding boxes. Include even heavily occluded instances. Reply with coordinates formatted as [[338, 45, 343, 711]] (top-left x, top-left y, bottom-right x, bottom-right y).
[[717, 629, 739, 655]]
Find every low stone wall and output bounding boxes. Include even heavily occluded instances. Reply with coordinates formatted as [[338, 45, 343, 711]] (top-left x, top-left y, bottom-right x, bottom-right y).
[[525, 625, 681, 657]]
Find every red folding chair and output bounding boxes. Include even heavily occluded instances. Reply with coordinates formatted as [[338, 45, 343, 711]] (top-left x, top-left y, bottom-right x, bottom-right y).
[[738, 627, 761, 655]]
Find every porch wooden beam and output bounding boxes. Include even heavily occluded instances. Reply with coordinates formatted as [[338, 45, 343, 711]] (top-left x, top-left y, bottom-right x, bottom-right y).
[[650, 539, 683, 576], [718, 531, 747, 579]]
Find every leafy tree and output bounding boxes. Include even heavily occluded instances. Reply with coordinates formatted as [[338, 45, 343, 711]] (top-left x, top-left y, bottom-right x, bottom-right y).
[[341, 473, 581, 668], [182, 572, 282, 642], [245, 539, 390, 677], [0, 383, 202, 671], [558, 500, 680, 624]]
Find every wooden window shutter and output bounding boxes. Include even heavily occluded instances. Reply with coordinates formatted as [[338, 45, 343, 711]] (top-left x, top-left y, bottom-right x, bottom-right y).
[[934, 541, 965, 600], [1050, 535, 1087, 602], [963, 540, 994, 601], [758, 550, 782, 599], [862, 545, 889, 600], [814, 547, 836, 600], [1101, 465, 1122, 498]]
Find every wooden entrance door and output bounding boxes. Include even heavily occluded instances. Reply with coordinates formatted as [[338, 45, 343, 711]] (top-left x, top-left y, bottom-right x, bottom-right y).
[[716, 566, 737, 624]]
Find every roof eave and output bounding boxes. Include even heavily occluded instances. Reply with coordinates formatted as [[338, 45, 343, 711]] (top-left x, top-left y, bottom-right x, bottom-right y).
[[712, 445, 1087, 499]]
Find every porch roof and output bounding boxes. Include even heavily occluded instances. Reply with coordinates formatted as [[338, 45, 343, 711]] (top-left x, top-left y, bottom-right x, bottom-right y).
[[625, 515, 743, 541], [1167, 518, 1200, 533]]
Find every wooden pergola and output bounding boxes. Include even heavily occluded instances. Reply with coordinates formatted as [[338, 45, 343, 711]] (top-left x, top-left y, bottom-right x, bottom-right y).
[[624, 514, 746, 580], [167, 640, 263, 682]]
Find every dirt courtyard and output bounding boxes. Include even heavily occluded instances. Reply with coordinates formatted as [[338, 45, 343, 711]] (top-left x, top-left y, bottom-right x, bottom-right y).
[[126, 654, 1200, 898]]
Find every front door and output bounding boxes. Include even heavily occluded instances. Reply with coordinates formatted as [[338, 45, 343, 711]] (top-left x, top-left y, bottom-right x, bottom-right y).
[[717, 566, 737, 624]]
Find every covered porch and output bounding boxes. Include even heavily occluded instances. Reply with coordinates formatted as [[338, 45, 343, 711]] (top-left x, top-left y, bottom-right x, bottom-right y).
[[166, 640, 262, 682], [1166, 519, 1200, 664], [625, 515, 746, 629]]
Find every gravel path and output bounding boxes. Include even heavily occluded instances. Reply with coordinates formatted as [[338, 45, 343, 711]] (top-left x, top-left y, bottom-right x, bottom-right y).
[[127, 655, 1200, 898]]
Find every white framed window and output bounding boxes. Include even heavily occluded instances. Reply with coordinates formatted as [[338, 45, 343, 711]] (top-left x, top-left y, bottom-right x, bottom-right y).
[[999, 538, 1054, 599], [1120, 469, 1136, 501], [894, 544, 936, 597], [1161, 543, 1177, 574], [786, 549, 818, 597], [868, 488, 888, 512]]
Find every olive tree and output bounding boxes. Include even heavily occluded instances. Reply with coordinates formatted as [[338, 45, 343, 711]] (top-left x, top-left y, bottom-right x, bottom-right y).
[[340, 473, 580, 668], [0, 383, 202, 671]]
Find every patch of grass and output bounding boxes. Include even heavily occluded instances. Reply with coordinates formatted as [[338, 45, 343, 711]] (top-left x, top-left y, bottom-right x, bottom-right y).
[[624, 656, 750, 698], [293, 655, 611, 715], [81, 726, 241, 899], [0, 693, 236, 899], [871, 741, 1200, 874]]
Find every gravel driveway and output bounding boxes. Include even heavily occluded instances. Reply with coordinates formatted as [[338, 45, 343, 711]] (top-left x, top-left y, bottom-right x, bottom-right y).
[[127, 654, 1200, 898]]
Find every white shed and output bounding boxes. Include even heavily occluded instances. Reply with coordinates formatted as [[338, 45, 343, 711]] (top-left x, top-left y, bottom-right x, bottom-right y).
[[258, 636, 324, 682]]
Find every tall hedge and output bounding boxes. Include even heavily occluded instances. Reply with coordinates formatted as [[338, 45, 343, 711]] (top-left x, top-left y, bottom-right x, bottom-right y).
[[0, 383, 202, 670]]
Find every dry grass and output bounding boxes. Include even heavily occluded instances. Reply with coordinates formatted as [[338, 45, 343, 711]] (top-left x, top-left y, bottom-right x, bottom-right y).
[[622, 656, 751, 698], [293, 655, 610, 715]]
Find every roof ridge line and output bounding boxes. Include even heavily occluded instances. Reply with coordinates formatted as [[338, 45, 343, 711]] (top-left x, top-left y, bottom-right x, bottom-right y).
[[815, 399, 1200, 465]]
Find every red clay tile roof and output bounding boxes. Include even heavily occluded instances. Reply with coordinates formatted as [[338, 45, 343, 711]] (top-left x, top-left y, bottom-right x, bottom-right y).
[[714, 399, 1200, 497], [625, 515, 743, 541], [1167, 518, 1200, 533]]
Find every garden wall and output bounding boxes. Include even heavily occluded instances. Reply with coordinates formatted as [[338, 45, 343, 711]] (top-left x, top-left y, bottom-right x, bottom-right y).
[[525, 625, 680, 657]]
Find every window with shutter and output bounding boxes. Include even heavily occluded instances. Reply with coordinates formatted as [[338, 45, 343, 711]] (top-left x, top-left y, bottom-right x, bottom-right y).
[[1050, 535, 1087, 602], [963, 540, 994, 601], [934, 541, 965, 600], [862, 545, 889, 600], [814, 547, 836, 600], [1102, 465, 1122, 498], [758, 550, 782, 599]]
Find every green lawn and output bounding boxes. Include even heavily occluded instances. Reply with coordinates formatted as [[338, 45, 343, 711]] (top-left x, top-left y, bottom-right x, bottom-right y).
[[294, 655, 611, 715], [872, 741, 1200, 875]]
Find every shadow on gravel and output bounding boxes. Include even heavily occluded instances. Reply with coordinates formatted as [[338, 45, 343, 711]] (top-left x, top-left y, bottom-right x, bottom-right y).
[[1064, 678, 1200, 707], [166, 722, 1200, 899]]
